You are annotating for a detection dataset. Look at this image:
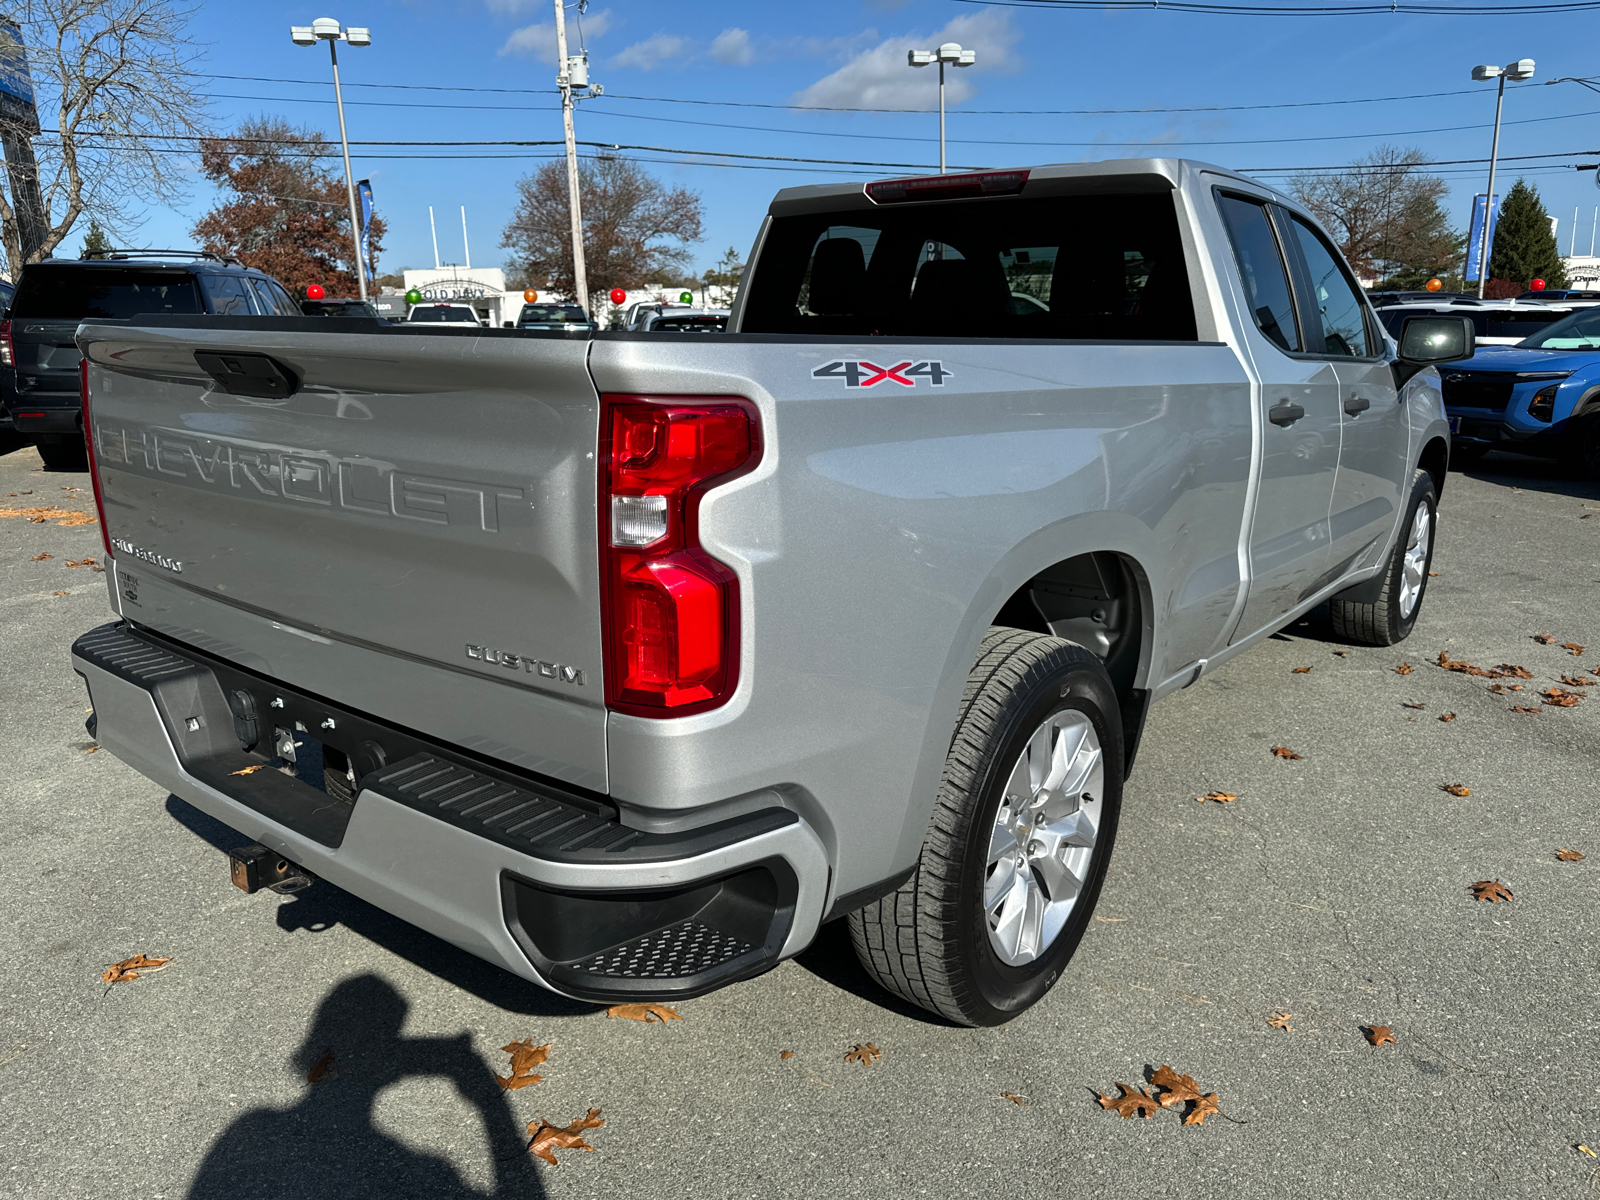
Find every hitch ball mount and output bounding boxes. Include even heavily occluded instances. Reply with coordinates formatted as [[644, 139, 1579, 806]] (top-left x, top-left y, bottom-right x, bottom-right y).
[[228, 843, 316, 895]]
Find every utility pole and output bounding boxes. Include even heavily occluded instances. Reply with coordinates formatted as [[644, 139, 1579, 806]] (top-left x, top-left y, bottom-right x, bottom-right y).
[[554, 0, 588, 311]]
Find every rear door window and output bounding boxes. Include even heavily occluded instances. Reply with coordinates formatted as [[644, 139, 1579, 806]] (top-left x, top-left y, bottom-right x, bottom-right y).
[[9, 266, 203, 319], [199, 274, 255, 316], [742, 194, 1196, 340], [1216, 194, 1300, 353], [1287, 218, 1374, 358]]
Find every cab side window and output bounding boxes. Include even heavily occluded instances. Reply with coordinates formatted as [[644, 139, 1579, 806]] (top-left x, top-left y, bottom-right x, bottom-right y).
[[249, 277, 302, 317], [1289, 218, 1374, 358], [200, 273, 255, 316], [1217, 194, 1300, 353]]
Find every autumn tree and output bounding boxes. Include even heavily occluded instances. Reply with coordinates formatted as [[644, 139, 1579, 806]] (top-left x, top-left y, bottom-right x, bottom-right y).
[[0, 0, 209, 273], [1488, 178, 1568, 291], [191, 117, 384, 296], [1291, 146, 1462, 284], [501, 156, 702, 309]]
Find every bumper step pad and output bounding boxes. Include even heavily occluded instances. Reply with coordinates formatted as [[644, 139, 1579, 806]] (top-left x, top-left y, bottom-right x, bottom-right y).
[[577, 920, 756, 979]]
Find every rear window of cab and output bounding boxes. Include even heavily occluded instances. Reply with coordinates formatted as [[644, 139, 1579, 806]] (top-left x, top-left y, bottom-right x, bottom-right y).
[[9, 265, 202, 320]]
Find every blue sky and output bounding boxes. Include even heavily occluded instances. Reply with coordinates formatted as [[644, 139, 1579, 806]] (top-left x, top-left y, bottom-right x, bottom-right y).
[[122, 1, 1600, 276]]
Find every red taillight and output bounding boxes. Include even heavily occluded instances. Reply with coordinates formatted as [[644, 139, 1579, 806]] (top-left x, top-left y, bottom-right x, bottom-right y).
[[865, 169, 1030, 205], [0, 319, 13, 367], [600, 396, 759, 717], [80, 358, 113, 560]]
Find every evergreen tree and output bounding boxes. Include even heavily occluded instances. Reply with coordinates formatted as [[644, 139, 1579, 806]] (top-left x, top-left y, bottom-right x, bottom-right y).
[[1488, 179, 1569, 289], [78, 218, 112, 258]]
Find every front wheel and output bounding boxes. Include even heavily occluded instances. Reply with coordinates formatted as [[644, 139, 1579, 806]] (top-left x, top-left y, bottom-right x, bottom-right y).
[[1329, 468, 1437, 646], [850, 628, 1123, 1026], [36, 436, 88, 472]]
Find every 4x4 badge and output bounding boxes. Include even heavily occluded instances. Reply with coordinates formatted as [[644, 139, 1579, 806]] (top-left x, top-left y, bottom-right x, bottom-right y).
[[812, 360, 951, 388]]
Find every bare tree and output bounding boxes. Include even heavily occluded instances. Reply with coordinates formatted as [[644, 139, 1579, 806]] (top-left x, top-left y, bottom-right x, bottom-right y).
[[502, 156, 702, 309], [0, 0, 207, 273], [1291, 145, 1457, 283]]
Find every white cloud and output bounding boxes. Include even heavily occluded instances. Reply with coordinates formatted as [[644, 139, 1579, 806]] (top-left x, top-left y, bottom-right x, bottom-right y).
[[790, 11, 1020, 111], [499, 8, 613, 60], [709, 28, 753, 66], [609, 32, 691, 71]]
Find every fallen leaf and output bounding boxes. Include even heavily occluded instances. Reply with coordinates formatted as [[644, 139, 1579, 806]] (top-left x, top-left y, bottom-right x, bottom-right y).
[[1151, 1065, 1205, 1105], [779, 1050, 795, 1060], [1437, 651, 1509, 679], [605, 1003, 681, 1023], [1556, 848, 1585, 862], [1580, 1144, 1598, 1158], [1542, 687, 1584, 708], [1271, 746, 1303, 760], [1470, 879, 1513, 903], [527, 1108, 604, 1166], [307, 1049, 337, 1083], [51, 590, 66, 596], [91, 566, 104, 572], [1560, 673, 1595, 687], [1510, 705, 1541, 714], [1267, 1011, 1293, 1032], [1533, 632, 1555, 644], [1096, 1083, 1161, 1119], [1197, 791, 1237, 804], [1428, 570, 1440, 576], [845, 1042, 881, 1065], [1563, 642, 1587, 656], [229, 765, 265, 776], [0, 504, 95, 526], [1292, 666, 1312, 674], [1333, 650, 1349, 657], [1584, 514, 1594, 520], [1182, 1094, 1221, 1126], [1001, 1092, 1027, 1106], [1394, 662, 1413, 675], [64, 559, 82, 568], [1402, 701, 1426, 709], [496, 1039, 551, 1090], [56, 511, 96, 527], [30, 552, 50, 561], [1441, 783, 1470, 797], [1363, 1025, 1396, 1047], [101, 953, 173, 984], [1497, 664, 1533, 678], [1439, 712, 1456, 722], [84, 746, 98, 754]]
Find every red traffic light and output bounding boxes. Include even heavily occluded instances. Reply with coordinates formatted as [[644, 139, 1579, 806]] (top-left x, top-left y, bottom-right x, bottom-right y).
[[1530, 278, 1546, 291], [306, 283, 326, 300], [610, 288, 627, 305]]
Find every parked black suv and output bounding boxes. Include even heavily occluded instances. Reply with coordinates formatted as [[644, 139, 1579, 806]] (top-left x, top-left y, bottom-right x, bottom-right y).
[[0, 250, 301, 468]]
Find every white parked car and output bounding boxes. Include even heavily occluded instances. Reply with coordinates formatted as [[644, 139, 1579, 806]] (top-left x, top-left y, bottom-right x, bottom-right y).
[[1374, 299, 1573, 347], [637, 307, 730, 333], [407, 303, 484, 326]]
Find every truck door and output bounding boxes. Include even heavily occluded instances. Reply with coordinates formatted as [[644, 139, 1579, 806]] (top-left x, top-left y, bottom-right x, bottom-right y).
[[1214, 193, 1341, 642], [1280, 215, 1409, 576]]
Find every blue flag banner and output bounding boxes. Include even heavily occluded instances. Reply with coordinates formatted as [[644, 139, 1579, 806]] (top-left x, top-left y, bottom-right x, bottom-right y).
[[1465, 193, 1500, 282], [357, 179, 375, 282]]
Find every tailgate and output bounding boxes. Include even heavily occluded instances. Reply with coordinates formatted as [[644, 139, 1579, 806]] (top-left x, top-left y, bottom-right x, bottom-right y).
[[13, 319, 83, 400], [80, 322, 609, 790]]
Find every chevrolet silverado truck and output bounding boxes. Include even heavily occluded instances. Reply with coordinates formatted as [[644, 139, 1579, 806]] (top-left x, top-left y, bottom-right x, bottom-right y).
[[69, 160, 1471, 1026]]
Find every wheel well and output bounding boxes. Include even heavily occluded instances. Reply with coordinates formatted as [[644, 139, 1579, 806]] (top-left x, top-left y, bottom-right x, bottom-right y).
[[992, 551, 1143, 701], [1420, 436, 1448, 496]]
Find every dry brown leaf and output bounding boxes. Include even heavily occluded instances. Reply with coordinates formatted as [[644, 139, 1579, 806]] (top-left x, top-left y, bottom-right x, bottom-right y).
[[1510, 705, 1541, 714], [1394, 662, 1413, 675], [1542, 687, 1584, 708], [496, 1039, 551, 1090], [1441, 783, 1470, 797], [779, 1050, 795, 1060], [1470, 879, 1513, 903], [1292, 666, 1312, 674], [307, 1049, 337, 1083], [844, 1042, 881, 1065], [1564, 642, 1587, 657], [1267, 1011, 1293, 1032], [1151, 1065, 1205, 1106], [1182, 1093, 1221, 1126], [527, 1108, 604, 1166], [1197, 791, 1237, 804], [84, 745, 97, 754], [1428, 570, 1440, 576], [51, 590, 66, 596], [91, 565, 104, 572], [100, 953, 173, 984], [1363, 1025, 1396, 1047], [1096, 1083, 1161, 1119], [1497, 664, 1533, 678], [30, 552, 50, 561], [1271, 746, 1303, 760], [1439, 712, 1457, 722], [0, 504, 95, 526], [1402, 701, 1426, 709], [1001, 1092, 1027, 1106], [1533, 632, 1556, 645], [56, 511, 96, 527], [1560, 674, 1595, 687], [1437, 651, 1510, 679], [1333, 650, 1349, 657], [605, 1003, 681, 1023], [229, 765, 265, 776], [1555, 848, 1585, 862]]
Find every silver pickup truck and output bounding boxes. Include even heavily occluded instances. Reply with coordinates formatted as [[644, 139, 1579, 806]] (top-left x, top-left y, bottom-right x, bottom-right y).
[[70, 159, 1471, 1026]]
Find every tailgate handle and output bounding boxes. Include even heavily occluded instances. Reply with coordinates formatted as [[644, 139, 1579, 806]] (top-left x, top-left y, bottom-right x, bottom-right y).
[[193, 350, 299, 400]]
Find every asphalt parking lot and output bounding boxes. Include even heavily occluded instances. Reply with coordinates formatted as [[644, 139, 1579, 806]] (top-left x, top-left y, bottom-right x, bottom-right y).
[[2, 430, 1597, 1200]]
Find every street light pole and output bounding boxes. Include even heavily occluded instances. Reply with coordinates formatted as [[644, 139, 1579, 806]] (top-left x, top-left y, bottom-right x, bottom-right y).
[[553, 0, 588, 312], [1470, 58, 1534, 299], [908, 43, 975, 174], [292, 19, 372, 302]]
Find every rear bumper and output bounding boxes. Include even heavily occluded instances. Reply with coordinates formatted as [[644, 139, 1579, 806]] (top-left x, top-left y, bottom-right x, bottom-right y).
[[72, 621, 828, 1001], [11, 394, 80, 435]]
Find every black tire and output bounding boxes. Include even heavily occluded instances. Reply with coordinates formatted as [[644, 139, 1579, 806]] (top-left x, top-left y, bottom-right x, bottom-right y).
[[36, 437, 87, 472], [849, 627, 1124, 1026], [1560, 410, 1600, 481], [1329, 468, 1437, 647], [322, 745, 357, 805]]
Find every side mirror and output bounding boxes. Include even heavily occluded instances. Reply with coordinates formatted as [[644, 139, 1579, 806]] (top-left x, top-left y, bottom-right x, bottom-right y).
[[1399, 315, 1474, 364]]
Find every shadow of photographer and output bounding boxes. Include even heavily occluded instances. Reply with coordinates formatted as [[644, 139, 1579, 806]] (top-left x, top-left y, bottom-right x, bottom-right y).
[[187, 973, 544, 1200]]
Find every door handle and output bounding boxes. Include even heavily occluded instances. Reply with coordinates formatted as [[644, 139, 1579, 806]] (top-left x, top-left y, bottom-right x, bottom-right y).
[[1343, 395, 1371, 416], [1268, 401, 1306, 427]]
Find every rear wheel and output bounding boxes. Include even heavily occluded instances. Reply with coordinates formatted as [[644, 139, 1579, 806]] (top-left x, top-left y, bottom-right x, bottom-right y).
[[1329, 468, 1436, 646], [849, 628, 1123, 1026], [36, 436, 87, 472]]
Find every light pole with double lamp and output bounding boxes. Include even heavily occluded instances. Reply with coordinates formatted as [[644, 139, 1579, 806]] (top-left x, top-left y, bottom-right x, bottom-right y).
[[907, 42, 975, 174], [1469, 57, 1535, 299], [290, 18, 372, 303]]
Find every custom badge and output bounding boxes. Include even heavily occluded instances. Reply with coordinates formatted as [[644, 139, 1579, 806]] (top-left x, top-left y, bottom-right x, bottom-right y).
[[812, 360, 951, 388]]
